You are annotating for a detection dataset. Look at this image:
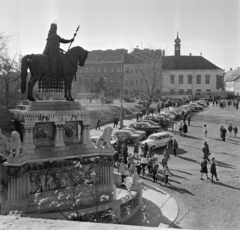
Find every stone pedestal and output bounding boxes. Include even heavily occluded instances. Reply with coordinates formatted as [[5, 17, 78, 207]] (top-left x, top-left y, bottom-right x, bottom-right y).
[[0, 101, 115, 215]]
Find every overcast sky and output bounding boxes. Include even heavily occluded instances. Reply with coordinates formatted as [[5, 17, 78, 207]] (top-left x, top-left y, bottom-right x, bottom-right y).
[[0, 0, 239, 71]]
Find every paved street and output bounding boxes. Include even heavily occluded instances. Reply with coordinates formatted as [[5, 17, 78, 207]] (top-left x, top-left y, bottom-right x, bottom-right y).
[[90, 104, 240, 230]]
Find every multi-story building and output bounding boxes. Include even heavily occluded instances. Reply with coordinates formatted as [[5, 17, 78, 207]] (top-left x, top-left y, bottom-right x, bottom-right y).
[[225, 68, 240, 95], [75, 49, 126, 98], [76, 33, 224, 99], [123, 33, 224, 99]]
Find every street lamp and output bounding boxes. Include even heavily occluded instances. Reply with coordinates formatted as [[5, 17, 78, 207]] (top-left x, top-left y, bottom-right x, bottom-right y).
[[120, 73, 124, 129]]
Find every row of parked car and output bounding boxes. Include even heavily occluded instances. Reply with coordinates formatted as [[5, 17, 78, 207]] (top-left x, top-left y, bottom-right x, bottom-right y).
[[90, 99, 208, 150]]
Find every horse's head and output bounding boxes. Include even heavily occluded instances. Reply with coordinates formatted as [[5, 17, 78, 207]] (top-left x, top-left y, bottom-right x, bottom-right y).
[[66, 46, 89, 67], [78, 49, 89, 67]]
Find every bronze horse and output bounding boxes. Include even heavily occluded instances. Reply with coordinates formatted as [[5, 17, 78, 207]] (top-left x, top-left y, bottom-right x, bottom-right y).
[[21, 46, 89, 101]]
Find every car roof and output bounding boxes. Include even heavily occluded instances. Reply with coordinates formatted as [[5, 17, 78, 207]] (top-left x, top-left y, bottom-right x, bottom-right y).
[[114, 130, 132, 133], [149, 132, 171, 137]]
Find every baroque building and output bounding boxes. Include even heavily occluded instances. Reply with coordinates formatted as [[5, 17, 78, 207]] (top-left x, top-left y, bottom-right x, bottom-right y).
[[123, 32, 224, 99]]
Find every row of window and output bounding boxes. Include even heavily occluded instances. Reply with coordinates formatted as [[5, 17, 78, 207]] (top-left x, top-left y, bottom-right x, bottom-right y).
[[125, 78, 160, 86], [79, 76, 121, 84], [125, 68, 139, 74], [123, 89, 211, 95], [79, 66, 122, 73], [170, 74, 211, 84]]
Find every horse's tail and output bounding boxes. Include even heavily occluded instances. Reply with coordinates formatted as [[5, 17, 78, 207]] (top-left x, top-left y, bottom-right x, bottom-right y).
[[21, 55, 31, 93]]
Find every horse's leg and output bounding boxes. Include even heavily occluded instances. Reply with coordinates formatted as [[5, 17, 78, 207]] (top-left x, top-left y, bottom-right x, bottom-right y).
[[68, 76, 74, 101], [28, 72, 40, 101], [64, 80, 68, 99]]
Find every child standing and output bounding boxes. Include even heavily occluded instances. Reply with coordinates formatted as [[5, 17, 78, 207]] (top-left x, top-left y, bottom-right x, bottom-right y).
[[163, 165, 173, 186], [210, 157, 219, 182]]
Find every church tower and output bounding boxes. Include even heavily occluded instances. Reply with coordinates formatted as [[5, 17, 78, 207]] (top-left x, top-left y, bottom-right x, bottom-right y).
[[174, 32, 181, 57]]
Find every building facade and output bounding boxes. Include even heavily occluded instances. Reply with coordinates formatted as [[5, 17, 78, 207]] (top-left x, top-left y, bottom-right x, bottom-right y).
[[123, 33, 224, 99], [224, 68, 240, 95], [75, 49, 126, 98]]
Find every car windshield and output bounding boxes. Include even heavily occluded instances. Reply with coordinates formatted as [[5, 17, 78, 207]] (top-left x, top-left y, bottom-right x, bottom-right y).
[[111, 135, 118, 141], [148, 136, 157, 140]]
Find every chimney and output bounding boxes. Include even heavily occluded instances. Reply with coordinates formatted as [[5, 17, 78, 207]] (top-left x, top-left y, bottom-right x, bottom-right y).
[[230, 68, 232, 71], [200, 52, 202, 56], [189, 53, 192, 56], [162, 50, 165, 56]]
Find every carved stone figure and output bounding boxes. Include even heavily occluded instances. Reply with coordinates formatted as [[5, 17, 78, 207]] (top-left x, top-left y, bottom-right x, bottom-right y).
[[46, 171, 55, 191], [9, 131, 22, 157], [39, 172, 47, 192], [0, 127, 8, 148], [30, 173, 40, 194], [96, 126, 113, 149]]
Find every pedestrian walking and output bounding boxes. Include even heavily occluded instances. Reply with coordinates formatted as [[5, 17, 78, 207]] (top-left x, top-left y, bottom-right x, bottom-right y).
[[147, 157, 153, 175], [233, 125, 238, 137], [163, 148, 171, 161], [203, 124, 207, 138], [113, 116, 118, 128], [202, 141, 211, 161], [179, 122, 183, 136], [133, 140, 139, 157], [95, 118, 101, 130], [140, 155, 147, 176], [172, 139, 178, 156], [122, 143, 128, 164], [220, 125, 227, 141], [210, 157, 219, 182], [173, 122, 177, 134], [143, 143, 149, 157], [152, 161, 158, 183], [200, 158, 210, 180], [228, 123, 233, 137], [135, 162, 142, 175], [183, 122, 188, 137], [163, 165, 173, 186], [166, 137, 173, 154], [118, 159, 127, 184]]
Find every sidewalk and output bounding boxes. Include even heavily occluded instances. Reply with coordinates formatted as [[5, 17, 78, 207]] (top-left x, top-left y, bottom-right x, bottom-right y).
[[90, 119, 179, 228], [123, 183, 179, 228]]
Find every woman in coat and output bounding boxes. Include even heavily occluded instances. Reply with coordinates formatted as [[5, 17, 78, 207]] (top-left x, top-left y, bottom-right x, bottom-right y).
[[172, 139, 178, 156], [183, 122, 188, 137], [200, 158, 210, 180]]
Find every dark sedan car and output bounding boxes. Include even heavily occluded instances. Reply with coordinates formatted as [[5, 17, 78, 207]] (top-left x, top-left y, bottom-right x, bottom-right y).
[[122, 127, 146, 139], [129, 122, 162, 136], [113, 130, 142, 143]]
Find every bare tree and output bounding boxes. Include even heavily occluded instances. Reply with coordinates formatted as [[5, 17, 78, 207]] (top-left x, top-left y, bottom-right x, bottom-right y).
[[127, 49, 170, 109], [0, 32, 21, 131]]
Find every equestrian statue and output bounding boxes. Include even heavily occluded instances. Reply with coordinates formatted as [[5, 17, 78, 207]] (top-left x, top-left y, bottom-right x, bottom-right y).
[[21, 23, 89, 101]]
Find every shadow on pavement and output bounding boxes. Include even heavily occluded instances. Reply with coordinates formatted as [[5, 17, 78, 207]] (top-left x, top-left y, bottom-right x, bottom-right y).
[[171, 169, 193, 175], [166, 184, 195, 196], [178, 156, 200, 165], [215, 160, 236, 169], [186, 135, 203, 140], [213, 181, 240, 191], [142, 182, 167, 195], [175, 148, 188, 156]]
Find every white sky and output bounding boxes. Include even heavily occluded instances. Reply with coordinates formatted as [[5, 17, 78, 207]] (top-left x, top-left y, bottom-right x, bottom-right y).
[[0, 0, 239, 71]]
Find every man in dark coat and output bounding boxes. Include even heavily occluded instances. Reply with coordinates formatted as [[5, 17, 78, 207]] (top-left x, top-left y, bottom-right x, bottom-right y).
[[183, 122, 188, 137], [220, 125, 227, 141], [43, 23, 74, 77], [210, 157, 219, 182], [172, 139, 178, 156], [122, 143, 128, 164], [167, 137, 173, 154], [202, 141, 210, 161]]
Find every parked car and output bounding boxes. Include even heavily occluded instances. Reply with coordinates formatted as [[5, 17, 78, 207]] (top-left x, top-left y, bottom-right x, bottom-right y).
[[189, 103, 203, 110], [140, 132, 172, 149], [122, 127, 146, 139], [141, 119, 159, 126], [164, 110, 182, 119], [129, 122, 162, 136], [104, 98, 114, 104], [113, 130, 142, 143], [160, 111, 176, 120], [90, 135, 118, 147]]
